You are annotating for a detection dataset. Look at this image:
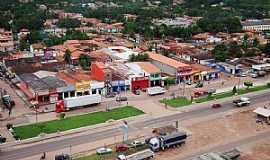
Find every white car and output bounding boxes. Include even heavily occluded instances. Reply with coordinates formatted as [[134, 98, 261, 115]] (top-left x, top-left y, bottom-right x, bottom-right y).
[[96, 147, 112, 154], [131, 140, 145, 147]]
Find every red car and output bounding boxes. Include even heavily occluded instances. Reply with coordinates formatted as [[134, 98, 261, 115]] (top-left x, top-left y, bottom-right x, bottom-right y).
[[115, 144, 129, 152], [212, 103, 222, 108]]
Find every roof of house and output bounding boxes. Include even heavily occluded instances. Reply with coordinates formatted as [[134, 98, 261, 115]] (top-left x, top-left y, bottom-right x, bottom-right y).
[[135, 62, 161, 74], [19, 73, 66, 91], [254, 107, 270, 117], [190, 64, 218, 73], [57, 70, 91, 85], [147, 52, 190, 69], [31, 43, 44, 49]]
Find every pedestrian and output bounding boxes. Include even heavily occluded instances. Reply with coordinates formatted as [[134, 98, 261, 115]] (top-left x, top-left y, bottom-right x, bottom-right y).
[[40, 152, 46, 159]]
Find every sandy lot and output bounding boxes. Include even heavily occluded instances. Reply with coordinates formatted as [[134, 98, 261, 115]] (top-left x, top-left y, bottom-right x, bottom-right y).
[[156, 107, 270, 160]]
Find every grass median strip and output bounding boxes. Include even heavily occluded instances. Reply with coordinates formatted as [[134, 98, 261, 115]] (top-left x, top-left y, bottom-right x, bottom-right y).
[[161, 84, 270, 108], [160, 96, 192, 108], [13, 106, 144, 140]]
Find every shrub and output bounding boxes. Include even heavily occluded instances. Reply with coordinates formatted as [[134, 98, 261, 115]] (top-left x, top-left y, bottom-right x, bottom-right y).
[[6, 123, 13, 130], [244, 81, 253, 89], [59, 112, 66, 119], [267, 82, 270, 87]]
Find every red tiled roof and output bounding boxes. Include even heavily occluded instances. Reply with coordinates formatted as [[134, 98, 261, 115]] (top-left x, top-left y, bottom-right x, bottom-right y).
[[136, 62, 161, 74]]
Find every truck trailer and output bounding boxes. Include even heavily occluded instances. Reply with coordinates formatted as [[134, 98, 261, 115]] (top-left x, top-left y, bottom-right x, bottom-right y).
[[148, 131, 187, 151], [55, 94, 102, 112], [117, 149, 154, 160]]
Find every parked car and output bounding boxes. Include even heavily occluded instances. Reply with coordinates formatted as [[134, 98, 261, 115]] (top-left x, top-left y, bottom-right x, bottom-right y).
[[133, 90, 140, 95], [105, 93, 116, 98], [116, 96, 128, 102], [130, 140, 145, 148], [250, 73, 258, 78], [116, 144, 129, 152], [55, 154, 71, 160], [185, 80, 192, 85], [96, 147, 112, 155], [0, 135, 6, 144], [212, 103, 222, 109]]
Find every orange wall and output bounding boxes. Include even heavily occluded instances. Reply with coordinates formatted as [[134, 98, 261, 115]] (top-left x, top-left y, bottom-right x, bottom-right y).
[[91, 63, 105, 81]]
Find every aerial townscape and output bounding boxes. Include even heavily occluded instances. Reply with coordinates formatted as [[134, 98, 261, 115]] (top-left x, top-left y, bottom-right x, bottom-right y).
[[1, 0, 270, 160]]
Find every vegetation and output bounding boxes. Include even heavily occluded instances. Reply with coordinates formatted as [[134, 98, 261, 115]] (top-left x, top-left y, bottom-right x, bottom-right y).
[[129, 53, 149, 62], [64, 49, 72, 64], [79, 54, 91, 70], [161, 83, 270, 107], [13, 106, 144, 139], [160, 97, 192, 108], [164, 77, 176, 86], [57, 18, 81, 28]]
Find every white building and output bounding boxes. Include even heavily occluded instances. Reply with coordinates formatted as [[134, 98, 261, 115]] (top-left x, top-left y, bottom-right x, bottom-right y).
[[242, 19, 270, 32], [101, 46, 138, 62]]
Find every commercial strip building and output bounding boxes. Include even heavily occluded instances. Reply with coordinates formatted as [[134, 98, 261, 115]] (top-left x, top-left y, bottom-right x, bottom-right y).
[[147, 52, 193, 83]]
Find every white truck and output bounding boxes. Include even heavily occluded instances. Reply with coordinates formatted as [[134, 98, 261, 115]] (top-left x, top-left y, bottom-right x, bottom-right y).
[[117, 149, 154, 160], [148, 131, 187, 152], [233, 97, 250, 107], [147, 87, 166, 96], [55, 94, 102, 112]]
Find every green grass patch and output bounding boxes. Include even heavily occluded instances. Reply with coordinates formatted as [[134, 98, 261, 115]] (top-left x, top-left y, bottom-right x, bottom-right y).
[[196, 84, 270, 103], [160, 84, 270, 108], [13, 106, 144, 140], [160, 96, 192, 108]]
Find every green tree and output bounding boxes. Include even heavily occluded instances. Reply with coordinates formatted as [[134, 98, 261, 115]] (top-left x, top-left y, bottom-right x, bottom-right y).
[[64, 49, 72, 65], [79, 54, 91, 70], [263, 43, 270, 57], [228, 41, 243, 58], [252, 38, 260, 48], [212, 44, 228, 62], [242, 34, 250, 49], [57, 18, 81, 28]]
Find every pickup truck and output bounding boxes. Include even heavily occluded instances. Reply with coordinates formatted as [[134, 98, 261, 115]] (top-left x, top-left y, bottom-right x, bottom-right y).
[[233, 97, 250, 107]]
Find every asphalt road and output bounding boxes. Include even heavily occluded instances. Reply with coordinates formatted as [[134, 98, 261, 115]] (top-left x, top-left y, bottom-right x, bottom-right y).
[[0, 91, 270, 160]]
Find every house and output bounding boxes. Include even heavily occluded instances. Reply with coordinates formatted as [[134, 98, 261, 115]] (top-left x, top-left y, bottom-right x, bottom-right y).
[[18, 71, 67, 105], [216, 61, 243, 75], [153, 16, 196, 28], [125, 63, 150, 91], [0, 29, 15, 52], [179, 48, 214, 65], [91, 62, 129, 93], [30, 43, 45, 57], [17, 28, 30, 40], [191, 64, 220, 81], [242, 19, 270, 32], [147, 52, 192, 83], [101, 46, 138, 62], [135, 62, 162, 87]]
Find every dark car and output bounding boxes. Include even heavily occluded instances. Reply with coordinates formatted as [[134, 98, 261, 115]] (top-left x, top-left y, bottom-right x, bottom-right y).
[[115, 144, 129, 152], [195, 82, 203, 88], [133, 90, 140, 95], [212, 103, 222, 109], [55, 154, 71, 160]]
